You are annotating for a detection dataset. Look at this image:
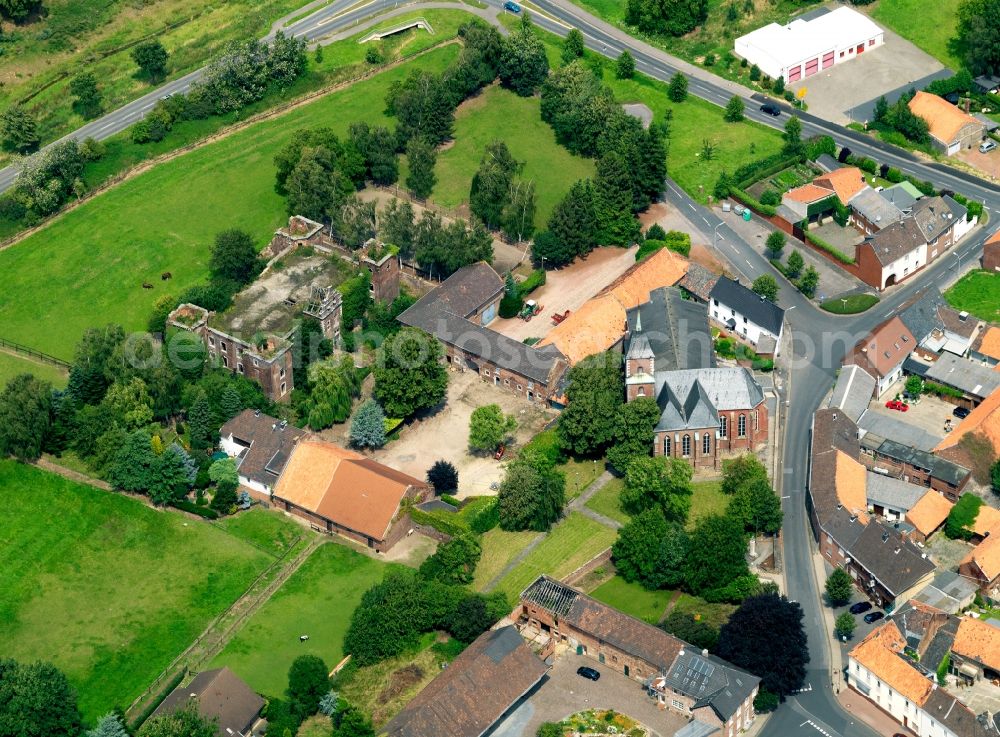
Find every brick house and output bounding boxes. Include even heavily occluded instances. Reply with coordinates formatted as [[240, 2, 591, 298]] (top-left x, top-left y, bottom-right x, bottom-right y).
[[862, 439, 970, 500], [908, 91, 987, 156], [517, 577, 760, 737], [949, 617, 1000, 683], [399, 262, 567, 404], [272, 438, 429, 552], [844, 316, 916, 398], [219, 409, 308, 501], [904, 489, 953, 543]]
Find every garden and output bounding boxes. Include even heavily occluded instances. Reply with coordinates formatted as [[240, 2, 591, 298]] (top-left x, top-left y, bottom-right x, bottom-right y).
[[548, 709, 649, 737], [945, 270, 1000, 320]]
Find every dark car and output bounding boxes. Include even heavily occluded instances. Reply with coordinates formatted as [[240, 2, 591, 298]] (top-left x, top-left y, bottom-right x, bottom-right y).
[[953, 406, 971, 419], [850, 601, 872, 615], [864, 611, 885, 624], [760, 102, 781, 117], [577, 666, 600, 681], [503, 0, 521, 11]]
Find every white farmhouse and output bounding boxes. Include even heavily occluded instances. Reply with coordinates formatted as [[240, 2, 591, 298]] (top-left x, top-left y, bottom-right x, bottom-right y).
[[219, 409, 308, 500], [709, 276, 785, 355]]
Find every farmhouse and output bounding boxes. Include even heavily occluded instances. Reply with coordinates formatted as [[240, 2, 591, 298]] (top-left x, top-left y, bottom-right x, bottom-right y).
[[219, 409, 308, 500], [272, 438, 429, 552], [151, 667, 265, 737], [734, 6, 883, 82], [399, 262, 568, 403], [383, 625, 548, 737], [908, 91, 987, 156], [708, 276, 785, 353], [517, 576, 760, 737]]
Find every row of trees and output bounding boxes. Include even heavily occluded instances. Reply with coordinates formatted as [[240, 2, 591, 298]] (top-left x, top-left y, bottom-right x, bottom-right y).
[[379, 198, 493, 278], [872, 90, 931, 146], [469, 140, 537, 243]]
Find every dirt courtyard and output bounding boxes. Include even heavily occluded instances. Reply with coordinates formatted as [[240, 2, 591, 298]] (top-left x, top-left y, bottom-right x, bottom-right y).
[[370, 369, 557, 497], [491, 246, 639, 342]]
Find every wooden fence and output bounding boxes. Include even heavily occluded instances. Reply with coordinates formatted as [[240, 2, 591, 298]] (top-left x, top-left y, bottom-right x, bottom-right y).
[[0, 337, 70, 369]]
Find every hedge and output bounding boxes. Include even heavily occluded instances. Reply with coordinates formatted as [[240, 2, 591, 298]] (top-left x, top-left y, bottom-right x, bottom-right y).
[[517, 269, 546, 298], [923, 381, 964, 399], [805, 231, 855, 264], [131, 667, 188, 730], [734, 152, 805, 190], [172, 500, 220, 519], [730, 187, 777, 217], [408, 506, 468, 537]]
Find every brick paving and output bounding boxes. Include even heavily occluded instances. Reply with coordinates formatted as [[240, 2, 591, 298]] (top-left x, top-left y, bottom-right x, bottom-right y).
[[837, 687, 916, 737]]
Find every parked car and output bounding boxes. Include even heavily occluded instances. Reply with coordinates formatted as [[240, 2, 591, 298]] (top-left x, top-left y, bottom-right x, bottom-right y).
[[760, 102, 781, 117], [503, 0, 522, 11], [494, 444, 506, 461], [850, 601, 872, 615], [980, 139, 997, 154], [885, 399, 909, 412], [953, 406, 971, 419], [577, 666, 600, 681], [864, 611, 885, 624]]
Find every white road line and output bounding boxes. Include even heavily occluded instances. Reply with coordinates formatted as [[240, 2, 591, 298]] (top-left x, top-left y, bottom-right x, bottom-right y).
[[687, 203, 697, 212]]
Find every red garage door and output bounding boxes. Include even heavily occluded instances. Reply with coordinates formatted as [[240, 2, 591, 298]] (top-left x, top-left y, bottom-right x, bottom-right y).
[[804, 58, 819, 76], [857, 43, 864, 54], [822, 51, 834, 68], [788, 65, 802, 82]]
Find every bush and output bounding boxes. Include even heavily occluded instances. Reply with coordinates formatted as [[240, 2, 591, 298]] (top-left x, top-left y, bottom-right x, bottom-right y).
[[519, 428, 564, 465], [441, 494, 461, 507], [730, 187, 776, 217], [645, 223, 667, 241], [759, 189, 780, 206], [945, 493, 983, 540], [469, 497, 500, 533], [858, 157, 878, 174], [171, 500, 220, 519], [517, 269, 546, 298], [499, 293, 523, 318], [733, 152, 803, 189]]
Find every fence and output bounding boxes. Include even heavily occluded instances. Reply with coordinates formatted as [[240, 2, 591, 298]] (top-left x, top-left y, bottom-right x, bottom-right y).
[[0, 337, 70, 369]]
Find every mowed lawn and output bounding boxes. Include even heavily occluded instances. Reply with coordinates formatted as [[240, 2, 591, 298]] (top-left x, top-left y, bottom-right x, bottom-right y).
[[944, 270, 1000, 320], [589, 576, 673, 624], [0, 461, 272, 720], [585, 478, 731, 530], [0, 45, 460, 360], [0, 351, 68, 389], [494, 512, 617, 599], [214, 507, 304, 556], [872, 0, 962, 69], [432, 85, 595, 227], [472, 527, 540, 591], [211, 542, 399, 698]]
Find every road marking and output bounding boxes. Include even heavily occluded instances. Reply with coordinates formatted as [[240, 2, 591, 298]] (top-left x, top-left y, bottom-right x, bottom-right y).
[[792, 683, 813, 693], [745, 259, 752, 265], [687, 203, 697, 212], [801, 720, 834, 737]]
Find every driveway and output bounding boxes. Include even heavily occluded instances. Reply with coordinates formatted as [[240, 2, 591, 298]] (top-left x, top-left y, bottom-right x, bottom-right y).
[[956, 146, 1000, 182], [489, 652, 689, 737], [862, 390, 953, 447], [789, 23, 948, 125], [369, 369, 556, 497]]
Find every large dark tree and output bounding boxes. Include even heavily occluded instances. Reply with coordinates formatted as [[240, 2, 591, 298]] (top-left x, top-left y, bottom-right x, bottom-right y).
[[498, 17, 549, 96], [386, 70, 455, 147], [427, 459, 459, 494], [606, 397, 660, 472], [727, 477, 783, 534], [683, 514, 750, 597], [556, 352, 624, 456], [720, 454, 769, 496], [0, 0, 40, 20], [593, 152, 641, 245], [620, 455, 694, 524], [348, 121, 398, 185], [624, 0, 708, 36], [660, 610, 719, 651], [470, 140, 519, 229], [107, 430, 156, 493], [545, 179, 597, 264], [70, 73, 103, 120], [0, 374, 52, 461], [0, 106, 40, 153], [612, 509, 687, 589], [419, 534, 481, 584], [287, 655, 330, 719], [716, 593, 809, 697], [132, 40, 170, 82], [284, 147, 354, 222], [497, 451, 566, 531], [373, 328, 448, 417], [405, 137, 437, 199], [209, 229, 259, 285], [957, 0, 1000, 75], [825, 567, 854, 607], [0, 659, 83, 737]]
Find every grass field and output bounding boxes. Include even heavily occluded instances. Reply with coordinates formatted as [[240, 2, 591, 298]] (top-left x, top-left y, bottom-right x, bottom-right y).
[[585, 478, 730, 530], [0, 44, 460, 360], [431, 84, 595, 227], [944, 270, 1000, 320], [871, 0, 962, 69], [561, 457, 605, 500], [584, 477, 629, 525], [214, 507, 304, 556], [671, 592, 736, 631], [0, 460, 272, 720], [472, 527, 540, 591], [821, 294, 881, 314], [493, 512, 617, 599], [211, 542, 398, 698], [0, 351, 68, 388], [589, 576, 673, 624]]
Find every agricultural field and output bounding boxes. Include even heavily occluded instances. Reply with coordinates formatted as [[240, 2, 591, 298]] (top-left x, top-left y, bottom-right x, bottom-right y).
[[493, 512, 617, 599], [589, 576, 673, 624], [585, 478, 731, 531], [0, 350, 68, 388], [0, 44, 461, 360], [210, 542, 399, 698], [871, 0, 962, 70], [431, 84, 595, 227], [944, 270, 1000, 320], [0, 461, 273, 720]]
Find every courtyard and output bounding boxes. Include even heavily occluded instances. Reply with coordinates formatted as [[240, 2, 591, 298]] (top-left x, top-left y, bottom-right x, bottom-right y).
[[861, 388, 953, 450], [489, 651, 688, 737]]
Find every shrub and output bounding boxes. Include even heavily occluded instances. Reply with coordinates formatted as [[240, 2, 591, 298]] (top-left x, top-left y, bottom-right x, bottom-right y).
[[171, 500, 220, 519], [759, 189, 780, 206], [469, 497, 500, 533], [519, 428, 564, 465], [858, 157, 878, 174], [646, 223, 667, 241], [499, 293, 523, 318], [517, 269, 546, 298], [945, 493, 983, 540]]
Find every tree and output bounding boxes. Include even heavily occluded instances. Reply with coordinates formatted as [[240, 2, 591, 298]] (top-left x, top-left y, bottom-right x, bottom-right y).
[[824, 568, 854, 609], [419, 534, 481, 584], [616, 50, 636, 79], [621, 455, 694, 523], [946, 492, 983, 540], [0, 374, 53, 461], [593, 151, 641, 245], [957, 0, 1000, 75], [606, 397, 660, 472], [499, 20, 549, 96], [137, 703, 216, 737], [108, 430, 157, 493], [349, 122, 398, 185], [103, 377, 154, 430], [720, 454, 769, 496], [724, 95, 745, 122], [381, 198, 415, 255], [285, 147, 352, 222], [386, 70, 454, 146], [765, 230, 786, 256], [468, 404, 517, 452], [86, 713, 130, 737], [210, 228, 259, 285], [612, 510, 688, 589], [786, 249, 804, 278], [219, 384, 243, 421], [668, 72, 688, 102], [70, 73, 103, 119], [833, 610, 856, 641], [798, 265, 819, 297], [546, 179, 597, 265], [751, 274, 779, 303], [132, 40, 169, 82], [373, 328, 448, 418], [684, 514, 749, 597], [502, 178, 537, 242], [562, 28, 586, 63], [0, 659, 83, 737], [557, 352, 624, 456], [660, 610, 719, 651], [350, 399, 387, 449], [782, 115, 804, 156], [624, 0, 707, 36], [497, 452, 566, 531], [717, 593, 808, 696], [149, 444, 194, 504], [470, 139, 519, 228], [427, 459, 459, 494], [288, 654, 331, 718], [0, 0, 39, 20], [873, 94, 889, 124], [188, 391, 216, 450], [905, 375, 923, 397], [405, 137, 437, 199], [334, 707, 375, 737], [727, 477, 783, 534], [1, 106, 40, 153], [773, 75, 785, 94]]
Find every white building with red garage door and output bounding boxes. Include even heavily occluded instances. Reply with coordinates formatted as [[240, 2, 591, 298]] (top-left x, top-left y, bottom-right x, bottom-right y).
[[734, 6, 884, 83]]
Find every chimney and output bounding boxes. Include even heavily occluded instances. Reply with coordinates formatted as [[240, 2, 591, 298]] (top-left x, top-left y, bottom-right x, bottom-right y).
[[963, 97, 971, 114]]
